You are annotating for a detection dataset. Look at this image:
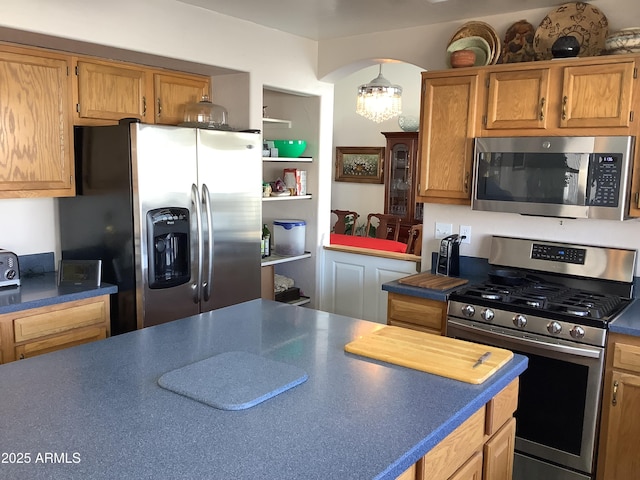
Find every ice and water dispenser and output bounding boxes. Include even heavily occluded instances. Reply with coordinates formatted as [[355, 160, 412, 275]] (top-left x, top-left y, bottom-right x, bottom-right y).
[[146, 208, 190, 288]]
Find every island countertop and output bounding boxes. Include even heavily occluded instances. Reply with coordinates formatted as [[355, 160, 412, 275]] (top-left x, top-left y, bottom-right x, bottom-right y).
[[0, 299, 527, 480]]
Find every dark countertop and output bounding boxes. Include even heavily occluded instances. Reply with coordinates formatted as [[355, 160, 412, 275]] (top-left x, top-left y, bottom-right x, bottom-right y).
[[0, 272, 117, 315], [382, 279, 458, 302], [0, 299, 527, 480], [382, 254, 489, 301], [609, 299, 640, 336]]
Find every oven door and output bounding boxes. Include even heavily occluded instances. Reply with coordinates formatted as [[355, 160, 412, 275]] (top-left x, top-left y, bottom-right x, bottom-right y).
[[447, 318, 604, 479]]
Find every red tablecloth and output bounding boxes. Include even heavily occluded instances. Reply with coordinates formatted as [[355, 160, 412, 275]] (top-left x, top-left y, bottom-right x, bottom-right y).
[[330, 233, 408, 253]]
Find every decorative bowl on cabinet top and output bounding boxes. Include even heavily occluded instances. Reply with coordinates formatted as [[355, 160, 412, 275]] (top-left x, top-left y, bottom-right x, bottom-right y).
[[604, 28, 640, 54]]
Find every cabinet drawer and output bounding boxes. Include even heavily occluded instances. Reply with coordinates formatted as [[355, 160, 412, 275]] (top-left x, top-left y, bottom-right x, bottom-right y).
[[388, 319, 441, 336], [15, 326, 106, 359], [388, 293, 446, 333], [613, 341, 640, 373], [14, 300, 107, 342], [485, 378, 519, 436]]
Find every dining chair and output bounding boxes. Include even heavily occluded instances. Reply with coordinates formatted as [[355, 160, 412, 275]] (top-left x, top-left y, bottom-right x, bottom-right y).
[[365, 213, 401, 241], [405, 224, 423, 256], [331, 209, 359, 236]]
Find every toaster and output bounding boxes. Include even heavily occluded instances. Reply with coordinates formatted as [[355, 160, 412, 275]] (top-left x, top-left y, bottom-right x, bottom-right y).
[[0, 249, 20, 287]]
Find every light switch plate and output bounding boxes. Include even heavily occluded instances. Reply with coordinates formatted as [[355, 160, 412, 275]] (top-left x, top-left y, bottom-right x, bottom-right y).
[[435, 222, 453, 239]]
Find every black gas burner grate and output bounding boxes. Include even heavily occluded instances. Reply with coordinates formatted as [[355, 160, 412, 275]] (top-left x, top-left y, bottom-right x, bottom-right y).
[[452, 279, 626, 321]]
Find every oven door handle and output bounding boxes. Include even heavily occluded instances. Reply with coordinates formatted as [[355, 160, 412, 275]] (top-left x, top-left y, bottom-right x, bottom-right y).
[[448, 320, 603, 359]]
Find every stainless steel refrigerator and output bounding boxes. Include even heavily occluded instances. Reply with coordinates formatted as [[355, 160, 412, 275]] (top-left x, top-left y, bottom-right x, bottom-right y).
[[59, 120, 262, 334]]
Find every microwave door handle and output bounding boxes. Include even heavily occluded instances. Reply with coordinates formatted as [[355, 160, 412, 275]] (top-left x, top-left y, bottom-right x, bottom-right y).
[[201, 183, 213, 302], [191, 183, 203, 305]]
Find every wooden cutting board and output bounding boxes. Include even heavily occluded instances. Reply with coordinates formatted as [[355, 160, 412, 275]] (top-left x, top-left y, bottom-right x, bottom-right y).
[[398, 272, 468, 290], [345, 326, 513, 384]]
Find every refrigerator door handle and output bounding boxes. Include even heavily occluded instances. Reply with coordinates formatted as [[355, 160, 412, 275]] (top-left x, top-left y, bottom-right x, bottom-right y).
[[192, 183, 203, 304], [202, 183, 213, 302]]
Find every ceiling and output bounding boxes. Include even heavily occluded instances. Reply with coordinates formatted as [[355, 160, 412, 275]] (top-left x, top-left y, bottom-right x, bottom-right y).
[[178, 0, 570, 40]]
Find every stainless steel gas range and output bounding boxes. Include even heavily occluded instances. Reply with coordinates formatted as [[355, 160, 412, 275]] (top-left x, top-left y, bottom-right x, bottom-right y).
[[446, 236, 636, 480]]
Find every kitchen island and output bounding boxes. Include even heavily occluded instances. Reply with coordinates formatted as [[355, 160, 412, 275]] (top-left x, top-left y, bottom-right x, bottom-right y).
[[0, 299, 527, 479]]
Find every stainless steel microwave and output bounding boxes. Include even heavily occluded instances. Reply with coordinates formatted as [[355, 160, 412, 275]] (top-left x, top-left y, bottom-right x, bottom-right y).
[[472, 136, 636, 220]]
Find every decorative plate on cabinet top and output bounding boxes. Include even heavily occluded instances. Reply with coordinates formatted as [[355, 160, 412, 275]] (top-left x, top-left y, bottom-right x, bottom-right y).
[[533, 2, 609, 60], [449, 21, 501, 65], [501, 20, 537, 63]]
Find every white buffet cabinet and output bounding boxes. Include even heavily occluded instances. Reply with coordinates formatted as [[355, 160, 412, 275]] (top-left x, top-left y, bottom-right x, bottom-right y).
[[320, 246, 421, 323]]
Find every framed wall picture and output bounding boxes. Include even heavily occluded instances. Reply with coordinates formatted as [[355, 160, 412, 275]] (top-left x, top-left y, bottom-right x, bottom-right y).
[[335, 147, 384, 183]]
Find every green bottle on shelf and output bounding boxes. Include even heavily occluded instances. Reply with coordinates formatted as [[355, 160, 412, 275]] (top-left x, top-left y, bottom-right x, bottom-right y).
[[262, 224, 271, 257]]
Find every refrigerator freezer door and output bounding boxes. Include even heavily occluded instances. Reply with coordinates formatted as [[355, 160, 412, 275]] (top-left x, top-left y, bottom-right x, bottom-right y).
[[197, 129, 261, 312], [132, 124, 200, 328]]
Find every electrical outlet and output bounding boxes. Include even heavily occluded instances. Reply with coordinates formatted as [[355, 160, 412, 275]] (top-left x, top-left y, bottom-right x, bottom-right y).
[[459, 225, 471, 244], [435, 222, 453, 239]]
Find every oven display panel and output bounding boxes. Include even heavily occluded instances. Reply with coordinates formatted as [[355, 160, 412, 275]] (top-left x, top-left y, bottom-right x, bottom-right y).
[[531, 244, 586, 264]]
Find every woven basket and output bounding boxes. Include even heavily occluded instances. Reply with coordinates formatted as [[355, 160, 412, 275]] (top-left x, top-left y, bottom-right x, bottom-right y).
[[449, 21, 501, 65]]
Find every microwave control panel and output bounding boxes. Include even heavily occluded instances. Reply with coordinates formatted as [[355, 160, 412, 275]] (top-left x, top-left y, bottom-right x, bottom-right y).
[[587, 153, 622, 207]]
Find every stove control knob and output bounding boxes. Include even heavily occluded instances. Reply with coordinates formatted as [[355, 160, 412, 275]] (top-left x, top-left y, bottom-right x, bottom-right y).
[[547, 321, 562, 335], [513, 314, 527, 328], [570, 326, 586, 339], [481, 308, 495, 321], [461, 305, 475, 317]]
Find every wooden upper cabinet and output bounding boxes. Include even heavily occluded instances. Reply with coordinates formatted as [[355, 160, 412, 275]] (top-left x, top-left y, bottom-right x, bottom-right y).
[[417, 73, 479, 204], [485, 69, 550, 130], [0, 46, 75, 198], [561, 61, 635, 128], [75, 59, 149, 123], [482, 58, 637, 134], [153, 73, 210, 125]]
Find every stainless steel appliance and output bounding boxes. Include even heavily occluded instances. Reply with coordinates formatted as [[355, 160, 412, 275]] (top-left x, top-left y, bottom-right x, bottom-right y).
[[0, 249, 20, 288], [472, 136, 635, 220], [446, 236, 636, 480], [59, 120, 262, 334], [436, 234, 462, 276]]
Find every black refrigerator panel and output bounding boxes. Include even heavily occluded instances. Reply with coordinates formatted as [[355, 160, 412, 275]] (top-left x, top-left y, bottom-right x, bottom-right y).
[[59, 122, 137, 335]]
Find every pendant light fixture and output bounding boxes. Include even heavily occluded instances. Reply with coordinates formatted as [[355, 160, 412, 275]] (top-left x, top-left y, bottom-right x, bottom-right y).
[[356, 64, 403, 123]]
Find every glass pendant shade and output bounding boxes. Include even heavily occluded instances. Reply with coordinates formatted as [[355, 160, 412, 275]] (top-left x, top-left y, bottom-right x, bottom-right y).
[[356, 65, 403, 123]]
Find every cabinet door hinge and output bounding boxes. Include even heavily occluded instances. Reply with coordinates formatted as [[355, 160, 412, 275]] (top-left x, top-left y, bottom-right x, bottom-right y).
[[76, 104, 80, 113], [485, 78, 490, 88], [66, 66, 70, 76], [75, 65, 79, 75], [631, 111, 634, 122], [634, 67, 637, 79], [482, 115, 487, 126]]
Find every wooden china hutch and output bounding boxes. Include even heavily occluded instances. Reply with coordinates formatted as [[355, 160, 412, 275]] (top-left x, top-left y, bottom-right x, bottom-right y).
[[382, 131, 423, 243]]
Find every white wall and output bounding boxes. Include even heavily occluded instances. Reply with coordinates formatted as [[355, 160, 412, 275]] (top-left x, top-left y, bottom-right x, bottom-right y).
[[4, 0, 640, 274], [325, 0, 640, 272], [318, 0, 640, 77], [0, 0, 334, 260], [331, 62, 423, 231]]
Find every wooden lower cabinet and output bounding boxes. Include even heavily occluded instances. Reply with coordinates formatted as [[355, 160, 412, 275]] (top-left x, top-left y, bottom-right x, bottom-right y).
[[0, 295, 111, 363], [396, 378, 518, 480], [483, 417, 516, 480], [597, 333, 640, 480], [387, 292, 446, 335]]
